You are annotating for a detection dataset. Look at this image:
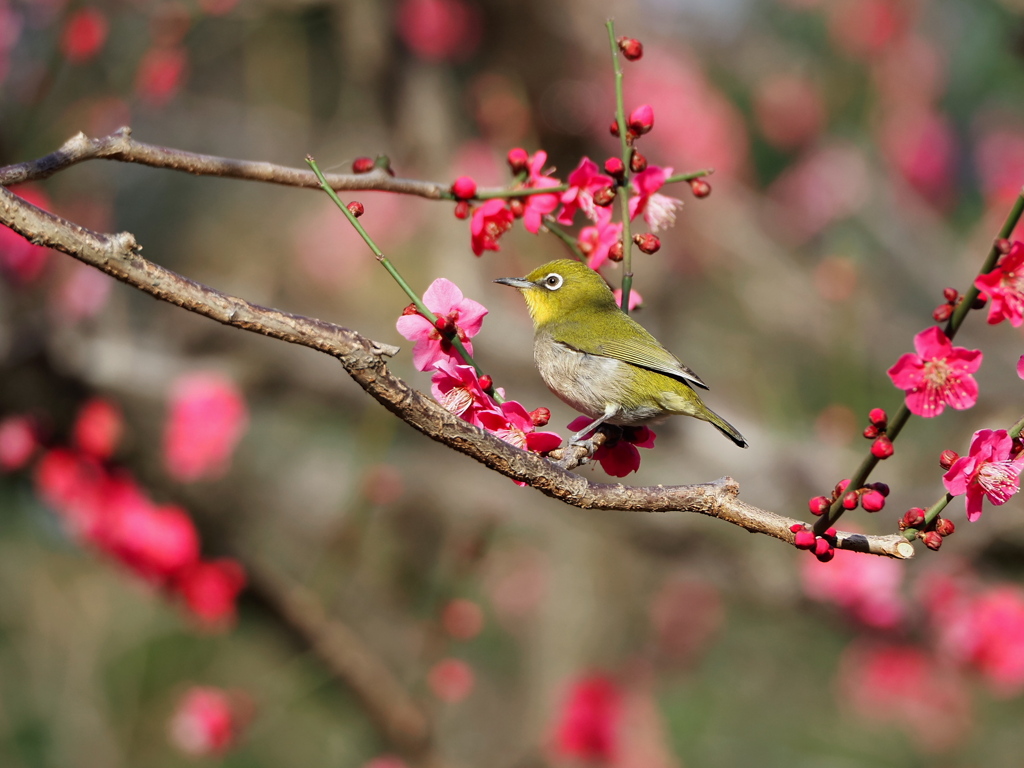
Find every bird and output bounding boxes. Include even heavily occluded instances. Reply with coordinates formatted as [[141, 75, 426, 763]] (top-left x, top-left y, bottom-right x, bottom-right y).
[[494, 259, 747, 448]]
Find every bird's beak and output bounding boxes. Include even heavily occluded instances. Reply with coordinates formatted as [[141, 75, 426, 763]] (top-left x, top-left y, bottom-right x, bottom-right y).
[[493, 276, 534, 289]]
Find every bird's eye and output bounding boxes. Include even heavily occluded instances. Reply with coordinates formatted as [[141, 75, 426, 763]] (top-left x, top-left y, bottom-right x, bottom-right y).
[[543, 273, 563, 291]]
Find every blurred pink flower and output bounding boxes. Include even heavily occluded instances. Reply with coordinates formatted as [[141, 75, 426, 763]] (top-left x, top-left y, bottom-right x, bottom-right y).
[[470, 199, 514, 255], [943, 429, 1024, 522], [649, 576, 723, 665], [478, 400, 562, 454], [60, 7, 107, 63], [430, 359, 497, 425], [34, 448, 104, 535], [0, 186, 53, 283], [169, 687, 244, 756], [975, 240, 1024, 327], [104, 497, 201, 584], [836, 641, 971, 753], [801, 543, 905, 628], [72, 398, 122, 461], [628, 166, 682, 233], [567, 418, 655, 477], [753, 74, 826, 150], [441, 598, 484, 640], [887, 326, 981, 417], [50, 261, 113, 322], [396, 278, 487, 371], [395, 0, 481, 63], [164, 372, 249, 482], [553, 674, 622, 763], [362, 756, 408, 768], [557, 157, 613, 225], [135, 46, 187, 107], [0, 415, 37, 472], [827, 0, 910, 59], [427, 658, 475, 703], [878, 106, 956, 206], [174, 558, 246, 629], [974, 127, 1024, 208]]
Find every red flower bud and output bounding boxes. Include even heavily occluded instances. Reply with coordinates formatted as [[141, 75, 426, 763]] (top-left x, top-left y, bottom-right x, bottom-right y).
[[402, 303, 420, 316], [509, 199, 525, 218], [935, 517, 955, 537], [450, 176, 477, 200], [863, 424, 880, 439], [592, 186, 617, 207], [808, 496, 831, 516], [868, 482, 890, 497], [861, 489, 885, 512], [942, 287, 959, 303], [813, 538, 835, 562], [617, 36, 644, 61], [920, 530, 943, 551], [794, 530, 816, 550], [939, 449, 959, 470], [868, 408, 888, 427], [529, 407, 551, 427], [842, 491, 859, 510], [609, 119, 621, 138], [454, 200, 470, 219], [689, 178, 712, 198], [900, 507, 926, 530], [629, 149, 648, 173], [634, 233, 661, 254], [871, 435, 894, 459], [627, 104, 655, 136], [346, 201, 364, 218], [995, 237, 1012, 254], [352, 157, 374, 174], [824, 527, 837, 540], [478, 374, 493, 391], [932, 303, 953, 322], [607, 241, 624, 262], [1012, 438, 1024, 458], [834, 479, 851, 497], [507, 148, 529, 174], [603, 157, 625, 179], [790, 523, 806, 533]]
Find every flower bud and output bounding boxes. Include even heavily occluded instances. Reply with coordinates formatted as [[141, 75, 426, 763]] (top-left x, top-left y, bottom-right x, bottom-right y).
[[794, 530, 816, 550], [609, 119, 621, 138], [939, 449, 959, 470], [604, 157, 625, 179], [352, 157, 374, 174], [834, 479, 851, 497], [434, 316, 455, 335], [842, 491, 859, 509], [942, 287, 959, 303], [900, 507, 926, 530], [593, 186, 617, 207], [689, 178, 711, 198], [529, 407, 551, 427], [813, 538, 835, 562], [454, 200, 470, 219], [871, 435, 894, 459], [808, 495, 831, 516], [346, 201, 364, 218], [617, 36, 643, 61], [920, 530, 943, 551], [935, 517, 955, 537], [868, 408, 888, 427], [863, 424, 880, 439], [450, 176, 477, 200], [1012, 438, 1024, 458], [824, 527, 837, 540], [634, 233, 661, 254], [790, 523, 806, 533], [402, 303, 420, 316], [607, 241, 624, 262], [868, 482, 890, 497], [509, 199, 525, 218], [478, 374, 493, 390], [932, 303, 953, 322], [627, 105, 654, 136], [629, 149, 648, 173], [861, 489, 885, 512], [995, 237, 1012, 254], [507, 148, 529, 174]]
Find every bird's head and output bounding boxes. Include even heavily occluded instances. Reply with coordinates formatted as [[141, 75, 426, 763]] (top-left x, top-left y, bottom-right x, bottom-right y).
[[494, 259, 617, 328]]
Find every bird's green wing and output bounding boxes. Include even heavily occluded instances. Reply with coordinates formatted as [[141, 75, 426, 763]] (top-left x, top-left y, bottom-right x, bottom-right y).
[[592, 335, 709, 389]]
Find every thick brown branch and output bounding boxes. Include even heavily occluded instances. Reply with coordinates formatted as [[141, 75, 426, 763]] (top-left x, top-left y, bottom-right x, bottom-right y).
[[0, 177, 915, 561]]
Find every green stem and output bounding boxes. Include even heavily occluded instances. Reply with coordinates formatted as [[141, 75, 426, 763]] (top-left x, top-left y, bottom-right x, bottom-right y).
[[475, 184, 570, 200], [665, 169, 714, 185], [305, 156, 499, 399], [544, 217, 586, 262], [814, 192, 1024, 536], [606, 19, 634, 313]]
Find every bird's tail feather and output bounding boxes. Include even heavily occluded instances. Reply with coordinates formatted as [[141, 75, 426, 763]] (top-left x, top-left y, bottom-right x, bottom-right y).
[[704, 408, 748, 448]]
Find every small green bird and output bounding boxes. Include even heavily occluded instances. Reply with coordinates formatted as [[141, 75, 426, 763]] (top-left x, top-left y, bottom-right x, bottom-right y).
[[494, 259, 747, 448]]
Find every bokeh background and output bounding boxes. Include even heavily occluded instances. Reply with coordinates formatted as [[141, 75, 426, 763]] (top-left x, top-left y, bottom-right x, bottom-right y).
[[3, 0, 1024, 765]]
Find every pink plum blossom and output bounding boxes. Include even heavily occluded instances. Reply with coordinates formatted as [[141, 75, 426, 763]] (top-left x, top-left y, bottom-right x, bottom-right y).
[[469, 199, 513, 255], [169, 687, 245, 756], [557, 157, 614, 225], [0, 415, 38, 472], [628, 165, 683, 232], [612, 287, 643, 312], [521, 150, 561, 234], [943, 429, 1024, 522], [552, 674, 622, 762], [478, 401, 562, 454], [72, 398, 122, 461], [567, 417, 655, 477], [975, 240, 1024, 327], [163, 373, 248, 482], [427, 658, 475, 703], [396, 278, 487, 372], [0, 186, 54, 283], [577, 211, 623, 271], [430, 359, 498, 426], [887, 326, 982, 417], [174, 558, 246, 629]]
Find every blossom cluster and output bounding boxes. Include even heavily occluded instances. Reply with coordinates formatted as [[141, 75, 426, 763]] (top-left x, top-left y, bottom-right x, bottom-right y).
[[1, 392, 247, 629]]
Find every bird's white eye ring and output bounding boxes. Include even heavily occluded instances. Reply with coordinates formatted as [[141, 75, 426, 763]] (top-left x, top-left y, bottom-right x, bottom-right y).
[[543, 273, 563, 291]]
